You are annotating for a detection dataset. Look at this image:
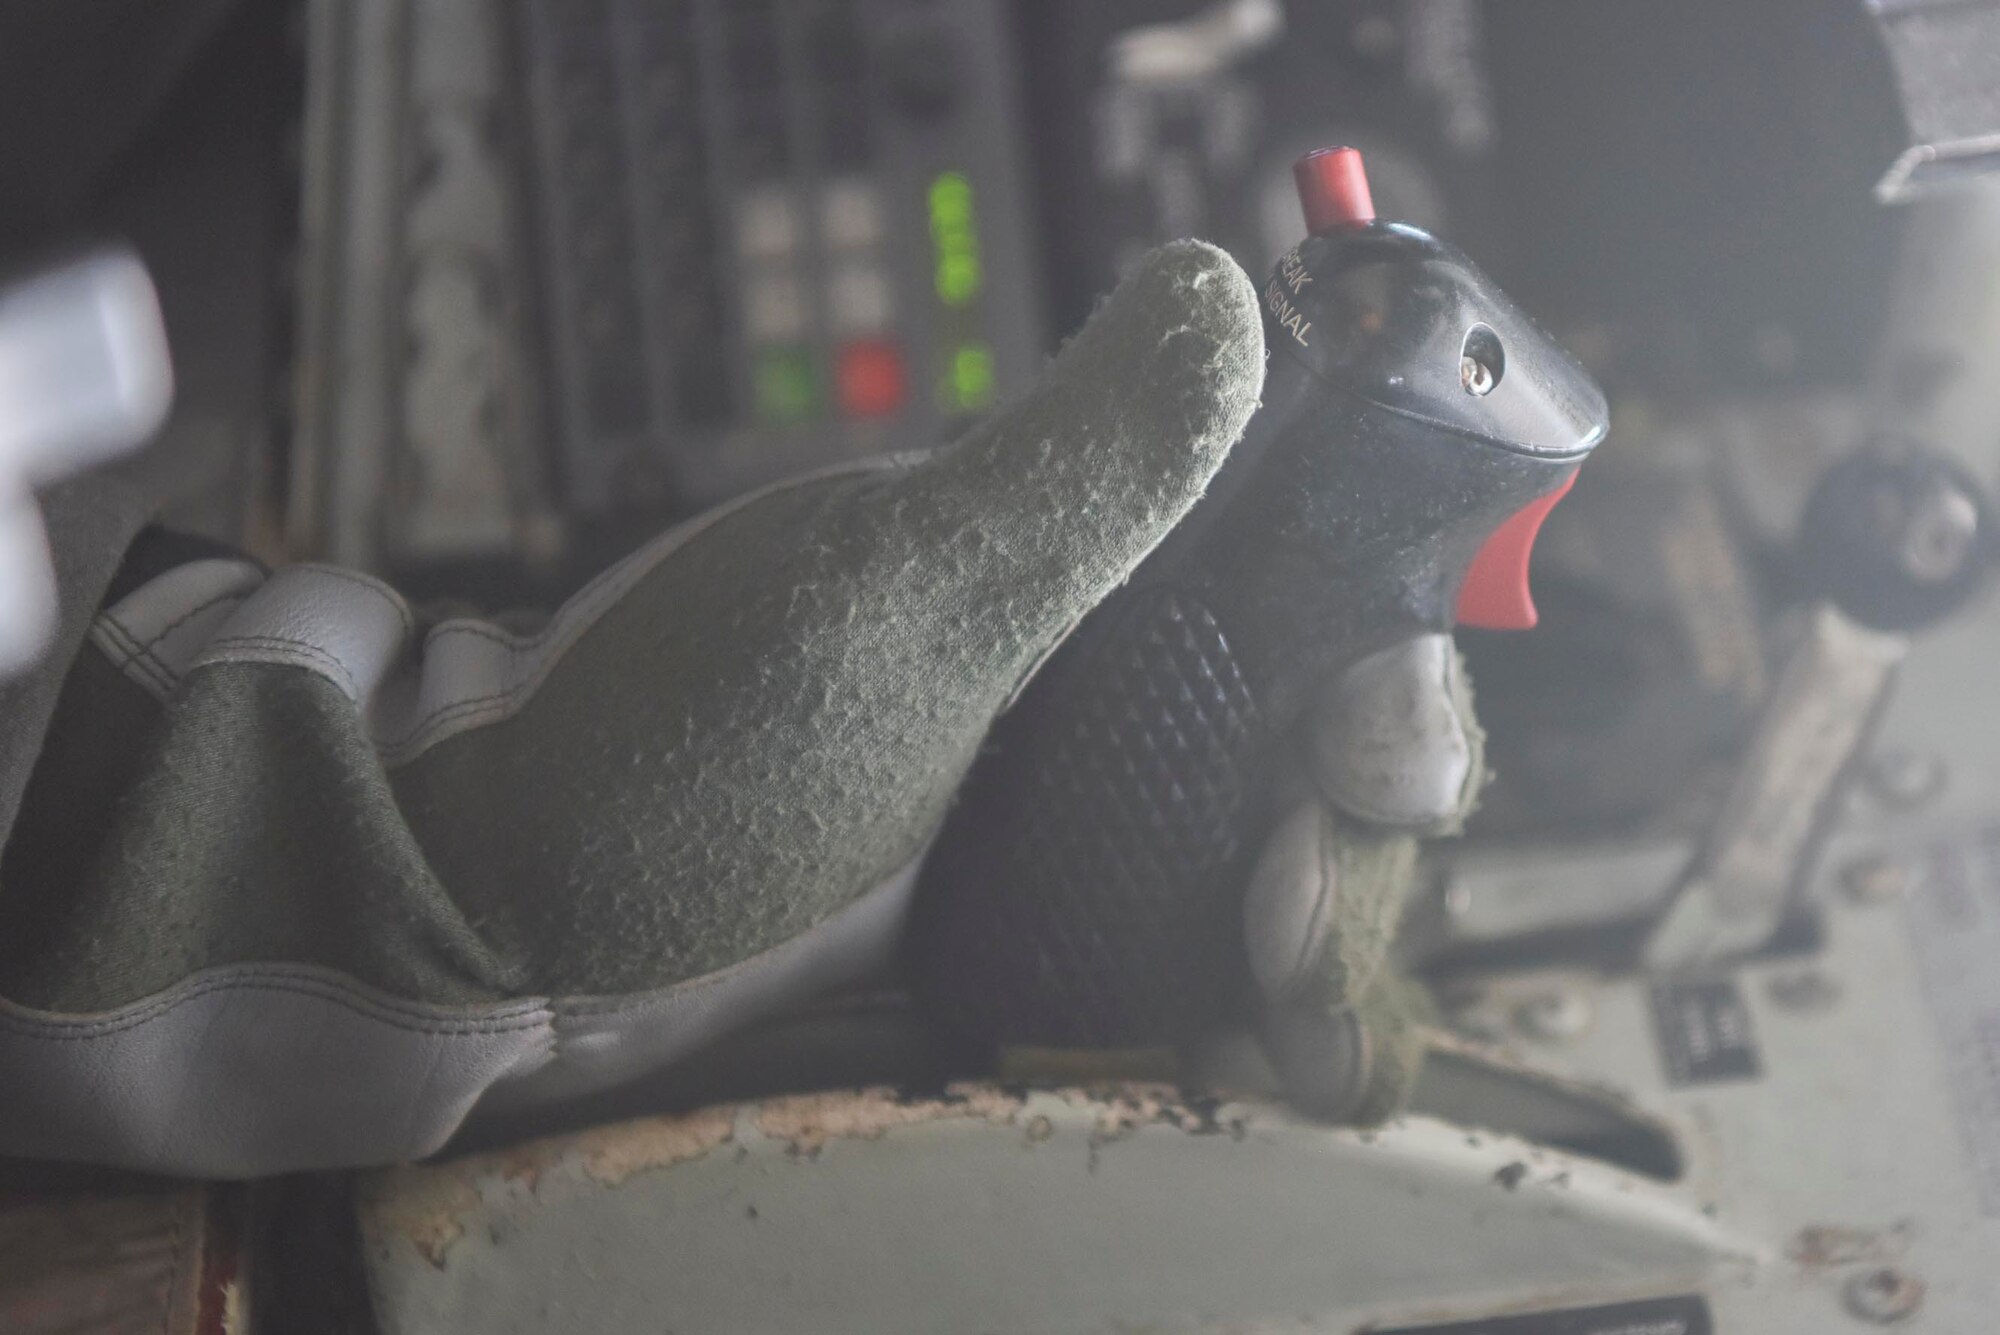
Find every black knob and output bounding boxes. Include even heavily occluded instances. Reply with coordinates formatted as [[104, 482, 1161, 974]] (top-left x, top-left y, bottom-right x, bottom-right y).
[[1797, 445, 1992, 633]]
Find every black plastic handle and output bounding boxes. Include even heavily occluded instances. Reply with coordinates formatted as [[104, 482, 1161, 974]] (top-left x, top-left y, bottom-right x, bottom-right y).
[[912, 211, 1607, 1050]]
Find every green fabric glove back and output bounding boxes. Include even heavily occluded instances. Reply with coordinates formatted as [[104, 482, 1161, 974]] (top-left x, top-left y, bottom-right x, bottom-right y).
[[0, 242, 1265, 1009], [404, 240, 1266, 994]]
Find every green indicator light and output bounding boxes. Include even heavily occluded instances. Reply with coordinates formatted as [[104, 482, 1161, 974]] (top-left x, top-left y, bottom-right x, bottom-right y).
[[927, 170, 983, 308], [928, 172, 973, 231], [754, 347, 820, 426], [937, 253, 982, 307], [942, 341, 995, 413]]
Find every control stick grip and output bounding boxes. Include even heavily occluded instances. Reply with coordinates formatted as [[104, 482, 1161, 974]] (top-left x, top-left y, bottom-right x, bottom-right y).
[[910, 148, 1608, 1052], [914, 575, 1285, 1047]]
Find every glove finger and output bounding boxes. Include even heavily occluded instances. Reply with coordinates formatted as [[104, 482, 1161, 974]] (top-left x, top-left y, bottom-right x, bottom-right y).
[[1243, 801, 1413, 1009], [1243, 801, 1338, 1007], [869, 241, 1263, 659], [1262, 971, 1435, 1124], [1307, 633, 1484, 832], [1246, 803, 1428, 1123]]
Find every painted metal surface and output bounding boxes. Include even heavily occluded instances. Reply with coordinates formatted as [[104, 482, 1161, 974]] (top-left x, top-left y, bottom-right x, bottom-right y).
[[358, 1082, 1746, 1334], [356, 823, 2000, 1332]]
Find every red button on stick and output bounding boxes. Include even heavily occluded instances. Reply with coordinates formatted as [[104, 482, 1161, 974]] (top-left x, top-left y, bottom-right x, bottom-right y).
[[1294, 146, 1375, 234], [1456, 472, 1577, 631], [837, 338, 907, 419]]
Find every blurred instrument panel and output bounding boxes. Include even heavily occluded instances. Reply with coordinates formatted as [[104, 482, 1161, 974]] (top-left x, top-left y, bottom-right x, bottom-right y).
[[290, 0, 1548, 596], [286, 0, 1996, 601], [513, 0, 1045, 511], [281, 0, 2000, 924], [293, 0, 1044, 586], [280, 0, 2000, 870]]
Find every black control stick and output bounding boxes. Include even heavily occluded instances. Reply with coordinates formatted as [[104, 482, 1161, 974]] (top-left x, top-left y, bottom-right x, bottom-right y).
[[913, 149, 1610, 1047]]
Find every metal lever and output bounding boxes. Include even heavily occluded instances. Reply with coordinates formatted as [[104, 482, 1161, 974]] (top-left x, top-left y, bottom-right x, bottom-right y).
[[1643, 446, 1990, 969]]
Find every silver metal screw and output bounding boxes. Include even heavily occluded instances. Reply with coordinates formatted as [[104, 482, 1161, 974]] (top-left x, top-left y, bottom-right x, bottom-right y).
[[1844, 1266, 1924, 1324], [1864, 749, 1947, 812], [1515, 988, 1592, 1043], [1898, 485, 1981, 584], [1460, 354, 1496, 396], [1840, 854, 1913, 906]]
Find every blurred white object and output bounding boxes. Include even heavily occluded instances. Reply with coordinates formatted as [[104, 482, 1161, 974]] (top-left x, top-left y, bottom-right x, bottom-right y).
[[1108, 0, 1282, 86], [0, 249, 173, 674]]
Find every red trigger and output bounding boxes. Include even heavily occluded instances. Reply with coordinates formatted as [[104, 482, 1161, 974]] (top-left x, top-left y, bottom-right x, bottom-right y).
[[1456, 473, 1577, 631]]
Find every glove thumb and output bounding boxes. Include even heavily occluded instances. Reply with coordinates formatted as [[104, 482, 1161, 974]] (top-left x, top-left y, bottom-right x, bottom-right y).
[[865, 240, 1263, 669]]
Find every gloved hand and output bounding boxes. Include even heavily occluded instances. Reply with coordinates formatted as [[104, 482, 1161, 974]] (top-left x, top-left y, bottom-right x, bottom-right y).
[[0, 241, 1266, 1175], [0, 239, 1474, 1175], [1240, 633, 1482, 1121]]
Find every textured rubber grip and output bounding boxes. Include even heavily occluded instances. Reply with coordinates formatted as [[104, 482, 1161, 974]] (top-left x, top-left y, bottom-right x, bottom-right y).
[[915, 582, 1277, 1047], [912, 214, 1606, 1053]]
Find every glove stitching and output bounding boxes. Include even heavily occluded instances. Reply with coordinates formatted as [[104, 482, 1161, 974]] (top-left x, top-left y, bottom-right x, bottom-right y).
[[138, 589, 253, 657], [91, 614, 179, 696], [0, 968, 548, 1038], [200, 635, 360, 698]]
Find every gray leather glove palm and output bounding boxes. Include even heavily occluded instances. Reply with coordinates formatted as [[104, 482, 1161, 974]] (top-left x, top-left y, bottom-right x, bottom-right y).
[[0, 243, 1266, 1175], [1244, 634, 1483, 1121]]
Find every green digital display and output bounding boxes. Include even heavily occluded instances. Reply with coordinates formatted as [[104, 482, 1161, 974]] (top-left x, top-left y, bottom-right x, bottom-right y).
[[928, 171, 983, 308]]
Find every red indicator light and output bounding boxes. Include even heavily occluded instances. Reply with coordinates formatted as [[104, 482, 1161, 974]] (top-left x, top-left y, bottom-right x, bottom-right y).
[[1294, 147, 1375, 233], [837, 338, 907, 419]]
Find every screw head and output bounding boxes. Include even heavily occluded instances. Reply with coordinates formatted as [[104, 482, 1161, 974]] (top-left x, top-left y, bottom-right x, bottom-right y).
[[1864, 749, 1946, 812], [1844, 1266, 1924, 1324], [1898, 484, 1981, 584], [1796, 446, 1991, 632], [1515, 988, 1592, 1042], [1460, 353, 1496, 396], [1840, 855, 1913, 906]]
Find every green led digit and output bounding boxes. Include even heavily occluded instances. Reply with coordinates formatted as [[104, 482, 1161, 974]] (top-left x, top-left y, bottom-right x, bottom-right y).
[[928, 172, 972, 228], [937, 254, 980, 306], [928, 171, 983, 308], [941, 341, 995, 413]]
